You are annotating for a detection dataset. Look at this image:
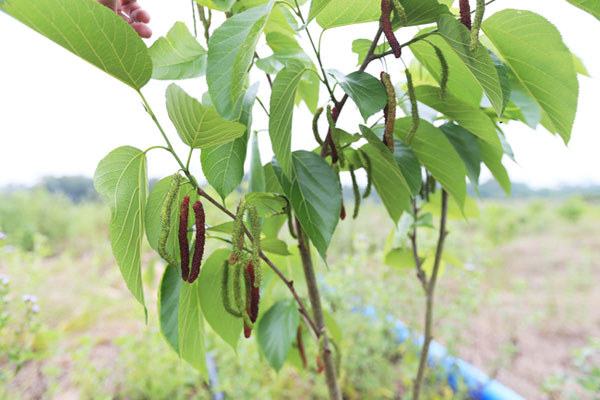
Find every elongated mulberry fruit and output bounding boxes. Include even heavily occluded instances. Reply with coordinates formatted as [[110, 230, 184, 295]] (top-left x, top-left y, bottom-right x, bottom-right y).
[[158, 174, 182, 267], [243, 261, 260, 338], [326, 106, 343, 166], [179, 195, 190, 282], [404, 69, 420, 146], [459, 0, 472, 29], [380, 72, 396, 152], [381, 0, 402, 58], [187, 201, 205, 284], [470, 0, 485, 51]]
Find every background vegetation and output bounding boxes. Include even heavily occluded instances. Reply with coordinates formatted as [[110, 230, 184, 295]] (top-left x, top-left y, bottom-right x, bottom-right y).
[[1, 178, 599, 399]]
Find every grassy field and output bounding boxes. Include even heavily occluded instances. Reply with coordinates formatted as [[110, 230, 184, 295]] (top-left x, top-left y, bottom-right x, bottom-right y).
[[0, 188, 599, 399]]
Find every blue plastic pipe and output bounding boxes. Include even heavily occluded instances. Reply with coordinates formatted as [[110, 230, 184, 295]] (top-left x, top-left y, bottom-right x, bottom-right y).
[[360, 306, 526, 400]]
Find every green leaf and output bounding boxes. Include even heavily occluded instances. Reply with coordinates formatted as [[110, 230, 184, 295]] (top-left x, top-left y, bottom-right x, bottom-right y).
[[94, 146, 147, 308], [508, 72, 542, 129], [439, 123, 481, 189], [266, 32, 301, 53], [480, 140, 511, 195], [249, 133, 266, 193], [308, 0, 331, 21], [207, 221, 235, 235], [414, 85, 502, 151], [329, 70, 387, 121], [149, 22, 206, 80], [201, 83, 259, 199], [207, 0, 274, 119], [437, 15, 505, 117], [1, 0, 152, 90], [393, 141, 422, 196], [244, 193, 287, 216], [565, 0, 600, 20], [269, 60, 307, 177], [316, 0, 449, 29], [385, 248, 416, 270], [158, 265, 182, 353], [198, 249, 242, 351], [262, 237, 292, 255], [394, 118, 466, 207], [482, 9, 579, 143], [257, 300, 300, 371], [410, 30, 482, 108], [359, 126, 411, 222], [197, 0, 236, 11], [144, 176, 194, 263], [272, 151, 341, 259], [352, 39, 389, 66], [572, 53, 589, 77], [178, 278, 208, 376], [166, 84, 246, 149]]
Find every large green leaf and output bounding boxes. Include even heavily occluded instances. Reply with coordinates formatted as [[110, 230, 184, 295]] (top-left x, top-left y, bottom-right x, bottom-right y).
[[482, 9, 579, 143], [272, 151, 341, 259], [244, 193, 287, 217], [439, 123, 481, 189], [393, 140, 422, 196], [359, 126, 411, 222], [316, 0, 449, 29], [437, 15, 504, 117], [480, 140, 510, 195], [197, 0, 236, 11], [198, 249, 242, 351], [1, 0, 152, 90], [178, 278, 208, 377], [414, 85, 502, 151], [566, 0, 600, 20], [158, 265, 182, 353], [269, 60, 307, 177], [394, 119, 466, 207], [207, 1, 274, 119], [410, 31, 482, 108], [149, 22, 206, 80], [308, 0, 331, 22], [249, 133, 266, 193], [329, 70, 387, 121], [94, 146, 148, 308], [201, 83, 259, 199], [257, 300, 300, 371], [166, 84, 246, 149]]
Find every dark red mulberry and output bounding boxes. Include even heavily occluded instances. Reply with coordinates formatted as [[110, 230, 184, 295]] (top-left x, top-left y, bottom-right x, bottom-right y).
[[179, 195, 190, 282]]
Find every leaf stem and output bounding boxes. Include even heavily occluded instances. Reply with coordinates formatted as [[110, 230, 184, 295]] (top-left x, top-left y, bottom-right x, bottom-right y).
[[138, 90, 200, 189]]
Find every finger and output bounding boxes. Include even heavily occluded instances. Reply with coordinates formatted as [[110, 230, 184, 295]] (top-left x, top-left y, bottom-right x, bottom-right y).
[[117, 10, 132, 23], [97, 0, 118, 12], [130, 9, 150, 24], [131, 22, 152, 39], [121, 0, 151, 23]]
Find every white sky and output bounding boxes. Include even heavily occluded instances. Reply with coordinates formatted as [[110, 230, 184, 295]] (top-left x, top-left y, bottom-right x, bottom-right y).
[[0, 0, 598, 189]]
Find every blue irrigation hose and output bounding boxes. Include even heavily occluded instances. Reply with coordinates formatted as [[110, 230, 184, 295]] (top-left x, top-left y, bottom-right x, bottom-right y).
[[360, 306, 526, 400]]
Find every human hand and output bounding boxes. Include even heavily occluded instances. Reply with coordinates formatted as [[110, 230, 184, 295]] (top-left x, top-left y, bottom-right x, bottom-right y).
[[97, 0, 152, 38]]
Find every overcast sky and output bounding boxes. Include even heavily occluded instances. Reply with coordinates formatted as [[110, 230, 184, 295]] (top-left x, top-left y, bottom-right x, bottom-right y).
[[0, 0, 598, 189]]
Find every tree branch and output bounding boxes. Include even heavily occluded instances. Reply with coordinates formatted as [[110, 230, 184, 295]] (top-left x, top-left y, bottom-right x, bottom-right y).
[[295, 219, 342, 400], [412, 190, 449, 400]]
